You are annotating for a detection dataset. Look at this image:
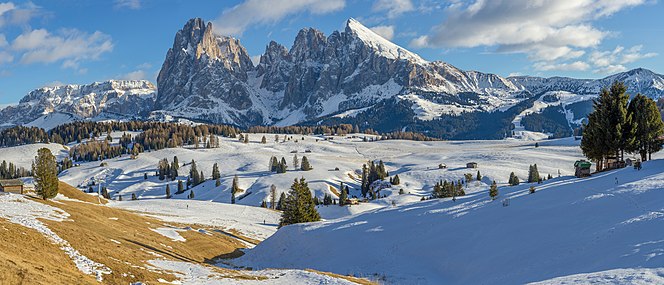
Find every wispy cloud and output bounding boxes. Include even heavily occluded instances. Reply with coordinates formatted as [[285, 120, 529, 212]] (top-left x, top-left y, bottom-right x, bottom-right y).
[[114, 0, 141, 10], [212, 0, 345, 36], [372, 0, 414, 18], [370, 25, 395, 40], [410, 0, 648, 65], [11, 28, 113, 71]]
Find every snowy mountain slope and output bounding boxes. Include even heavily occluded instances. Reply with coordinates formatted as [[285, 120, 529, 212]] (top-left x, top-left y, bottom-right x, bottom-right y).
[[237, 158, 664, 284], [0, 80, 156, 127]]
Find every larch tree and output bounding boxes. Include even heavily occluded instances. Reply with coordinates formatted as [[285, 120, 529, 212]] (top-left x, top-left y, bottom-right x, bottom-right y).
[[33, 148, 59, 200]]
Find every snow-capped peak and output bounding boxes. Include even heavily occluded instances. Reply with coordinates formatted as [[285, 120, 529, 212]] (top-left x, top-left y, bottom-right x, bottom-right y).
[[345, 18, 428, 64]]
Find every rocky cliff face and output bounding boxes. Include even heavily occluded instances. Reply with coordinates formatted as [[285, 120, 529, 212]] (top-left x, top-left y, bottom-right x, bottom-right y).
[[0, 80, 156, 127]]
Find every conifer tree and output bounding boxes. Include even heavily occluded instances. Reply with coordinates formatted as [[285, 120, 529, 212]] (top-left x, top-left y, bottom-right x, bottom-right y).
[[261, 136, 267, 144], [489, 180, 498, 200], [339, 184, 348, 206], [279, 178, 321, 227], [528, 164, 540, 183], [627, 94, 664, 161], [144, 173, 148, 180], [476, 171, 482, 181], [261, 200, 268, 208], [243, 134, 249, 144], [166, 184, 171, 198], [277, 192, 286, 210], [300, 156, 312, 171], [293, 154, 299, 169], [212, 163, 220, 180], [391, 174, 400, 185], [189, 190, 195, 199], [33, 148, 59, 200], [177, 180, 184, 194], [132, 193, 137, 200], [231, 175, 240, 204]]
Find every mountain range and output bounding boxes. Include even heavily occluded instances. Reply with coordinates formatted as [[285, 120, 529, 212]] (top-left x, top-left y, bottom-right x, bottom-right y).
[[1, 18, 663, 138]]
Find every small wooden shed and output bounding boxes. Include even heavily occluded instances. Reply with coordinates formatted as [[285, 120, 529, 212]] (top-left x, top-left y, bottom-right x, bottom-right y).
[[466, 162, 478, 169], [0, 179, 24, 194]]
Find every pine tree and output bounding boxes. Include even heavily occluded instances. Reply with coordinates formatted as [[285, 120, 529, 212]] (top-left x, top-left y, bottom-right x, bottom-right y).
[[627, 94, 664, 161], [243, 134, 249, 144], [189, 190, 195, 199], [279, 178, 321, 227], [144, 173, 148, 180], [231, 175, 240, 204], [177, 180, 184, 194], [215, 178, 221, 187], [132, 193, 137, 200], [391, 174, 400, 185], [489, 180, 498, 200], [508, 172, 519, 186], [261, 136, 267, 144], [476, 170, 482, 181], [166, 184, 171, 198], [212, 163, 220, 180], [277, 192, 286, 210], [261, 200, 268, 208], [528, 164, 540, 183], [339, 184, 348, 206], [300, 156, 312, 171], [33, 148, 59, 200], [293, 154, 299, 169]]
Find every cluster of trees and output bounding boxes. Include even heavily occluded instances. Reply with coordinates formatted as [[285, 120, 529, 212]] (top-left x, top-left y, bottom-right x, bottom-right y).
[[270, 155, 312, 173], [0, 126, 49, 147], [508, 172, 520, 186], [189, 160, 205, 187], [389, 174, 400, 185], [432, 179, 465, 199], [157, 156, 180, 181], [279, 178, 320, 228], [582, 82, 664, 170], [269, 156, 288, 173], [247, 124, 438, 141], [69, 140, 124, 162], [338, 182, 350, 206], [527, 164, 541, 183], [360, 160, 388, 197], [0, 160, 31, 179]]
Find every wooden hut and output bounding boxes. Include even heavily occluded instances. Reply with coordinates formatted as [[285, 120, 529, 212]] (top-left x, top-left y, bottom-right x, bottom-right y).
[[0, 179, 24, 194]]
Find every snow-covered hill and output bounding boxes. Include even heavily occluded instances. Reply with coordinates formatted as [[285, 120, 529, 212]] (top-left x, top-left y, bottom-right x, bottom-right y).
[[237, 158, 664, 284]]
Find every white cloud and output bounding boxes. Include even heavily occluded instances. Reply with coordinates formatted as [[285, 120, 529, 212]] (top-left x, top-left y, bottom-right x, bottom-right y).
[[0, 50, 12, 63], [212, 0, 345, 36], [410, 0, 647, 62], [118, 69, 147, 80], [370, 25, 395, 40], [11, 28, 113, 69], [372, 0, 414, 18], [534, 61, 590, 72], [0, 1, 43, 27], [114, 0, 141, 10], [589, 45, 657, 74]]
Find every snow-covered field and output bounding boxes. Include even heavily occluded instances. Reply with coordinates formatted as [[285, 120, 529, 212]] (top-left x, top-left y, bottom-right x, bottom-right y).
[[236, 158, 664, 284], [2, 133, 663, 284]]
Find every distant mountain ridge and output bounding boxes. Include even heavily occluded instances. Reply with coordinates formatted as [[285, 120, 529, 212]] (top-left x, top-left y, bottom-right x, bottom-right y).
[[1, 18, 663, 138]]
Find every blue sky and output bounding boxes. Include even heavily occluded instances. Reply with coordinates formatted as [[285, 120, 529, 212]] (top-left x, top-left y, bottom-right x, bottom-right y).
[[0, 0, 662, 105]]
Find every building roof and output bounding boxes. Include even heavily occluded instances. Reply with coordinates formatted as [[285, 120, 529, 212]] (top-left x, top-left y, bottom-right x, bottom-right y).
[[0, 179, 24, 187]]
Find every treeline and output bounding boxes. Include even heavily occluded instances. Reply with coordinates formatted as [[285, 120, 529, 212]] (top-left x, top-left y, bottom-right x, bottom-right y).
[[248, 124, 438, 141], [0, 121, 240, 148], [582, 82, 664, 170], [0, 160, 31, 179]]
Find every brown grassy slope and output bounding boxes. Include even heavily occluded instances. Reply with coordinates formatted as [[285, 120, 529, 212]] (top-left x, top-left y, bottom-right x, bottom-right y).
[[33, 182, 255, 284], [0, 219, 98, 285]]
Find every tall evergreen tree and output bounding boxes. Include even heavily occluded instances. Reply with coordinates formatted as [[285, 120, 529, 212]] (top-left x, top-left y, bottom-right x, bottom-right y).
[[279, 178, 321, 227], [627, 94, 664, 161], [231, 174, 240, 204], [476, 171, 482, 181], [277, 192, 286, 210], [270, 184, 277, 209], [489, 180, 498, 200], [212, 163, 221, 180], [177, 180, 184, 194], [300, 156, 312, 171], [293, 154, 299, 169], [261, 135, 267, 144], [165, 184, 171, 198], [33, 148, 59, 200]]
